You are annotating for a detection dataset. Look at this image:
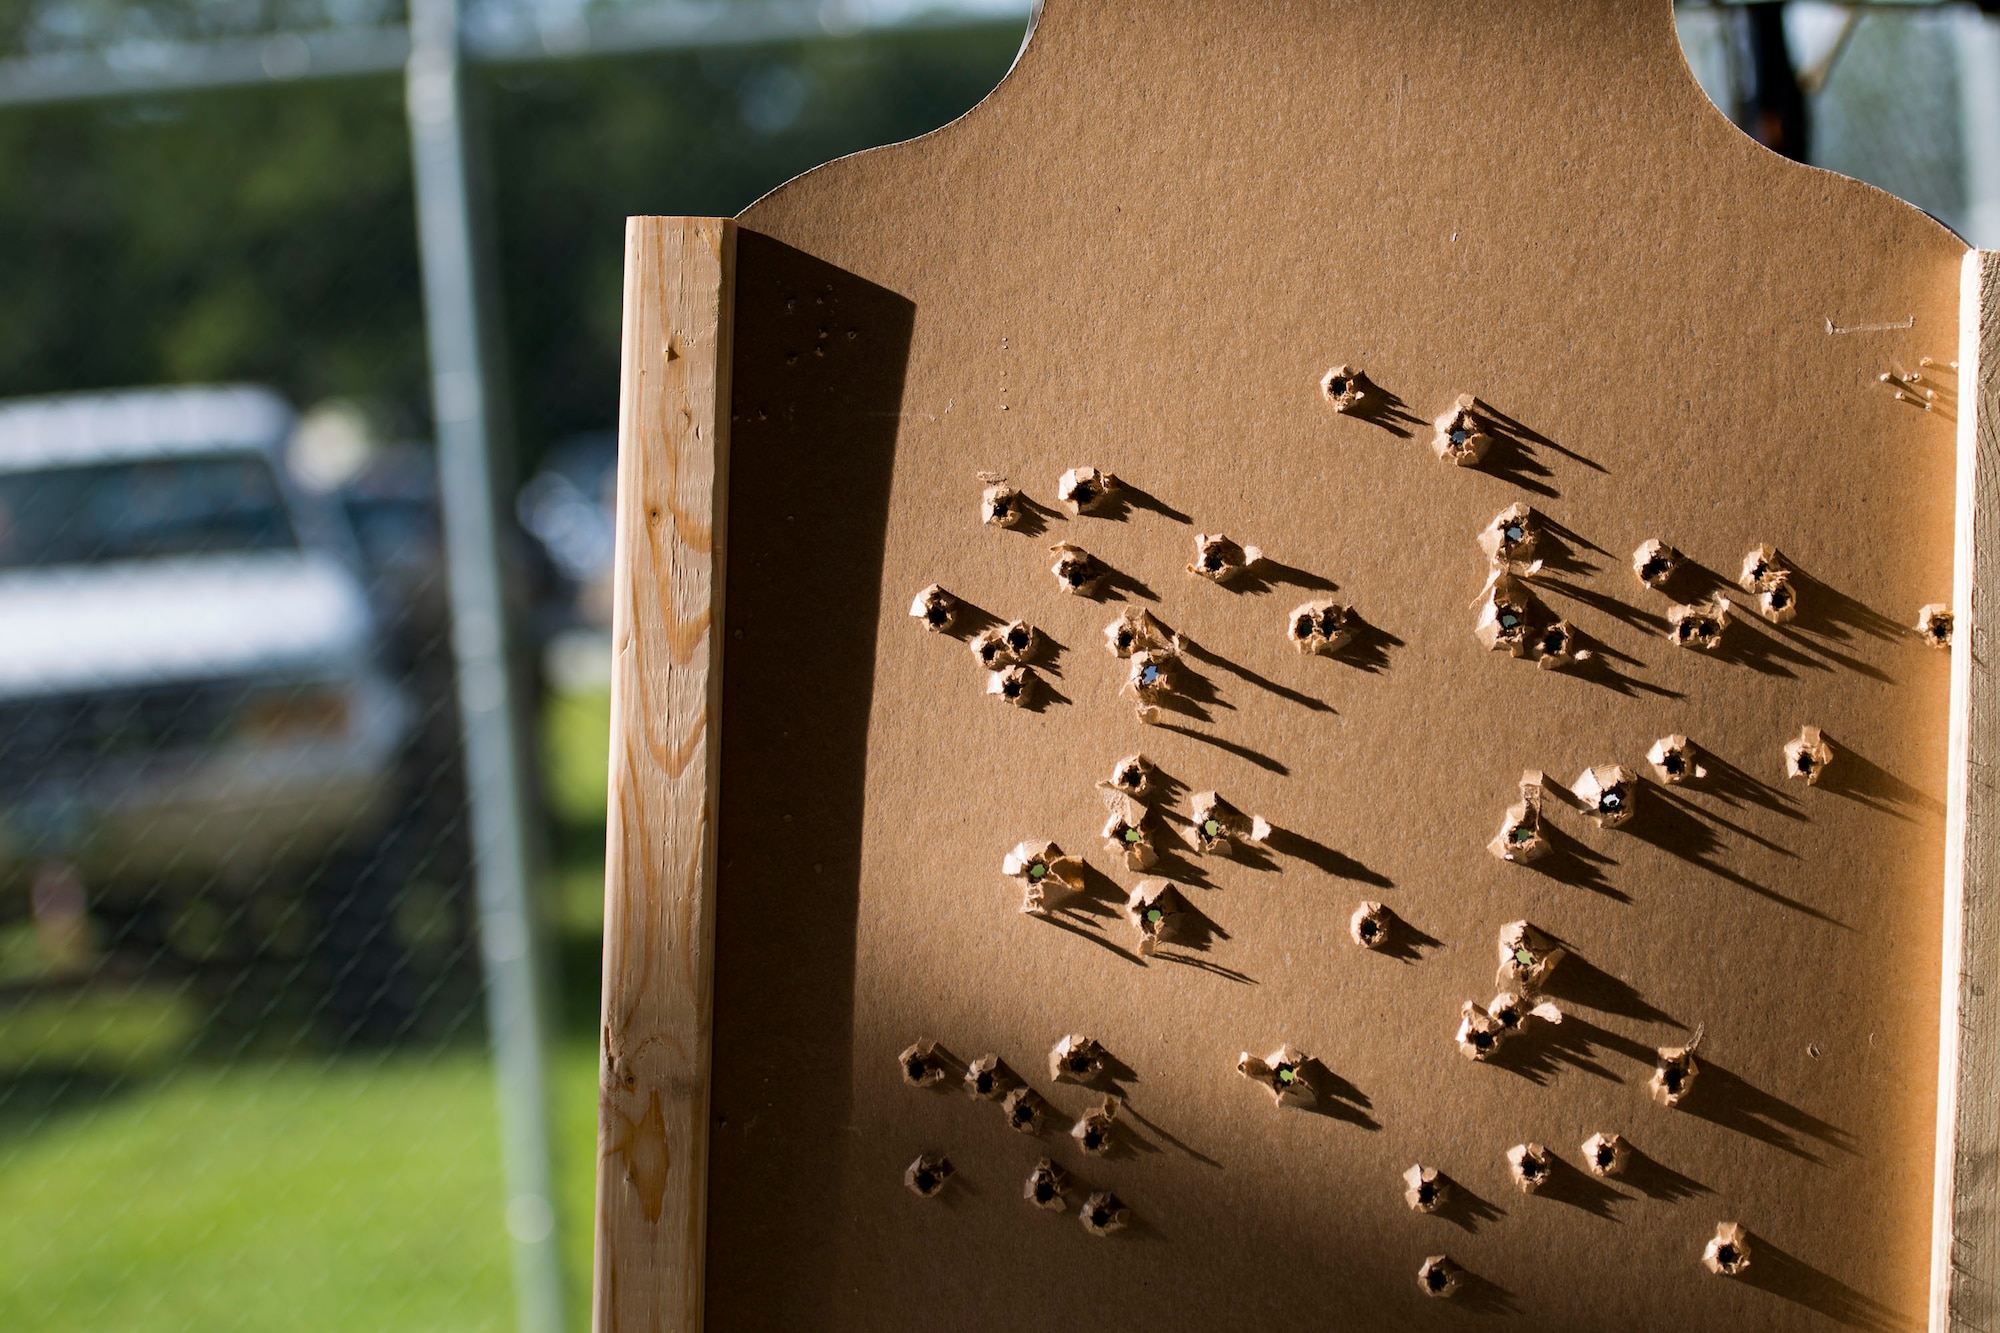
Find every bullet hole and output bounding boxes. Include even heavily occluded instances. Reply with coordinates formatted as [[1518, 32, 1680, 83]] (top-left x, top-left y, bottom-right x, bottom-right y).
[[1918, 602, 1953, 648], [970, 620, 1038, 669], [1350, 901, 1392, 950], [1049, 1034, 1108, 1084], [1703, 1223, 1752, 1276], [1432, 394, 1490, 466], [1002, 841, 1083, 914], [1126, 649, 1178, 705], [1496, 920, 1565, 992], [1479, 502, 1541, 565], [1783, 725, 1833, 786], [1125, 878, 1187, 955], [1104, 607, 1181, 659], [899, 1040, 947, 1088], [1189, 791, 1272, 857], [1024, 1157, 1068, 1211], [1238, 1045, 1317, 1107], [1740, 544, 1786, 595], [1758, 576, 1796, 623], [1632, 538, 1681, 590], [1417, 1255, 1464, 1299], [1188, 532, 1264, 583], [977, 472, 1023, 528], [1071, 1098, 1119, 1156], [1507, 1142, 1551, 1193], [985, 665, 1042, 708], [1003, 1087, 1050, 1134], [1057, 466, 1120, 515], [1049, 542, 1107, 595], [1489, 771, 1549, 864], [1583, 1132, 1630, 1179], [1460, 994, 1560, 1060], [908, 583, 958, 633], [964, 1055, 1012, 1100], [1404, 1164, 1449, 1214], [1474, 571, 1534, 656], [1079, 1191, 1130, 1237], [1668, 595, 1731, 651], [1287, 598, 1354, 656], [1647, 734, 1704, 785], [1652, 1030, 1702, 1107], [1532, 619, 1590, 670], [1571, 765, 1638, 829], [1320, 363, 1367, 412], [1102, 795, 1159, 870], [904, 1153, 954, 1198], [1107, 753, 1157, 798]]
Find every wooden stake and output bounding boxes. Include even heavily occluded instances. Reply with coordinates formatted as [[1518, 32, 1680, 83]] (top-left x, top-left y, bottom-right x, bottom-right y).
[[594, 216, 734, 1333]]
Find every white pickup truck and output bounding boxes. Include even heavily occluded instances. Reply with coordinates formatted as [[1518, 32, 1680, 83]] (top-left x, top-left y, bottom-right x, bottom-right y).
[[0, 385, 411, 932]]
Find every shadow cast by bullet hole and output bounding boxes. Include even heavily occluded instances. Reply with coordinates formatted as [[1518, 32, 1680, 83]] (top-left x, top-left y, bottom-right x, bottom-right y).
[[1014, 676, 1072, 713], [1000, 495, 1055, 538], [1735, 1229, 1918, 1333], [1369, 905, 1443, 964], [1627, 783, 1843, 927], [1471, 427, 1560, 499], [1149, 722, 1290, 775], [1562, 639, 1686, 700], [1147, 841, 1222, 891], [1816, 733, 1944, 822], [1025, 629, 1068, 677], [1117, 1101, 1224, 1169], [1037, 911, 1148, 967], [1158, 891, 1231, 954], [1145, 660, 1231, 723], [1617, 1146, 1712, 1203], [1653, 784, 1800, 858], [1449, 1270, 1521, 1317], [1226, 559, 1341, 597], [1153, 950, 1259, 985], [1071, 1047, 1139, 1098], [937, 600, 1002, 643], [1067, 862, 1132, 922], [1328, 610, 1403, 674], [1183, 641, 1333, 713], [1264, 826, 1394, 888], [1520, 523, 1603, 579], [1698, 749, 1807, 820], [1113, 481, 1193, 525], [1129, 762, 1190, 810], [1537, 943, 1683, 1028], [1489, 1013, 1655, 1087], [1536, 575, 1671, 637], [1295, 1058, 1380, 1130], [1480, 400, 1610, 474], [1783, 559, 1907, 646], [1680, 1060, 1858, 1163], [1343, 380, 1425, 438], [1534, 1155, 1630, 1220], [1524, 826, 1629, 903], [1432, 1177, 1507, 1233], [1085, 566, 1159, 604]]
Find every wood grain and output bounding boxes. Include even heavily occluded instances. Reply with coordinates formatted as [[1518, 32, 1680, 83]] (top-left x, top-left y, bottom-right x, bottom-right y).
[[594, 215, 734, 1333], [1937, 249, 2000, 1333]]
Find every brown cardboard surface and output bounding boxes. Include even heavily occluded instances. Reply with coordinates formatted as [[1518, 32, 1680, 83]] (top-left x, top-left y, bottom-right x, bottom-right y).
[[700, 2, 1964, 1327]]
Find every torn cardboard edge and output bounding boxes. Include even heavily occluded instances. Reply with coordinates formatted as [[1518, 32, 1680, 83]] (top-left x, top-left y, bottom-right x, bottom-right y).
[[1506, 1142, 1552, 1193], [1049, 1033, 1108, 1084], [898, 1040, 947, 1088], [1582, 1131, 1630, 1179], [1103, 752, 1158, 800], [1125, 878, 1189, 956], [1478, 502, 1541, 566], [1320, 363, 1367, 413], [963, 1054, 1016, 1100], [1403, 1164, 1449, 1214], [1652, 1026, 1703, 1107], [1489, 770, 1550, 864], [1496, 920, 1565, 992], [1056, 465, 1120, 515], [1571, 764, 1639, 829], [1050, 542, 1109, 595], [1237, 1045, 1316, 1108], [985, 665, 1043, 708], [1703, 1222, 1752, 1276], [903, 1153, 954, 1198], [1079, 1191, 1130, 1237], [1189, 790, 1272, 857], [908, 582, 959, 633], [1647, 733, 1704, 784], [1003, 840, 1085, 915], [1739, 544, 1797, 623], [969, 620, 1039, 669], [1105, 607, 1184, 658], [1432, 394, 1489, 466], [977, 471, 1023, 528], [1917, 601, 1953, 648], [1667, 594, 1731, 651], [1124, 648, 1180, 707], [1784, 725, 1833, 785], [1473, 569, 1534, 656], [1101, 793, 1160, 870], [1418, 1255, 1465, 1299], [1024, 1157, 1069, 1211], [1457, 993, 1561, 1061], [1350, 900, 1392, 950], [1633, 537, 1681, 590], [1070, 1097, 1120, 1156], [1287, 598, 1354, 656], [1003, 1086, 1052, 1134], [1189, 532, 1264, 584]]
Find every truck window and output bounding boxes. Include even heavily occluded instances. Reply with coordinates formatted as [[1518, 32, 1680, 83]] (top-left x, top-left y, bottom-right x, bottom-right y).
[[0, 453, 300, 570]]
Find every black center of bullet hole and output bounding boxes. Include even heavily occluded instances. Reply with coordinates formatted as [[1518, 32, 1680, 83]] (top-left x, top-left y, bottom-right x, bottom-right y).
[[906, 1060, 928, 1081], [1494, 1006, 1520, 1029], [1641, 556, 1669, 581], [1359, 920, 1380, 942], [1715, 1245, 1738, 1268], [1498, 612, 1521, 630], [1471, 1031, 1494, 1052], [1796, 752, 1813, 773], [1065, 565, 1088, 587], [926, 604, 949, 625], [1068, 1055, 1093, 1075], [1033, 1179, 1056, 1203], [990, 497, 1009, 518], [915, 1170, 937, 1193], [1007, 626, 1030, 650], [1089, 1206, 1113, 1228], [1083, 1128, 1104, 1151], [1416, 1183, 1437, 1206], [1425, 1268, 1448, 1293], [1521, 1159, 1545, 1180], [1072, 485, 1095, 507], [1121, 768, 1142, 787], [1013, 1103, 1035, 1127], [1294, 616, 1314, 639], [1116, 629, 1134, 649], [981, 641, 1001, 663], [1664, 1065, 1686, 1094], [1328, 378, 1348, 396], [974, 1071, 994, 1094], [1595, 1145, 1616, 1168], [1003, 678, 1022, 699], [1770, 587, 1790, 609], [1203, 552, 1223, 572], [1542, 630, 1565, 654], [1663, 753, 1685, 775]]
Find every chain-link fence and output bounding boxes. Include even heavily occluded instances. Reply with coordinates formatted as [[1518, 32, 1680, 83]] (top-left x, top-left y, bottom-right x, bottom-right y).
[[0, 3, 1989, 1330]]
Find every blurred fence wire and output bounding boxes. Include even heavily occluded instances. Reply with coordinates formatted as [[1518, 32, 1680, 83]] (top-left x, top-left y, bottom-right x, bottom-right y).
[[0, 2, 1992, 1332]]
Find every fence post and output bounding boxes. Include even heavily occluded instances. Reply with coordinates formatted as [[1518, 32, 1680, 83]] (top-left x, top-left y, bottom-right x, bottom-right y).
[[405, 1, 565, 1330]]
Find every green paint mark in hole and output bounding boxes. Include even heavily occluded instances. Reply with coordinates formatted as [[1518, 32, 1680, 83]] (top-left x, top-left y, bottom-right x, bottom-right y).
[[1514, 948, 1535, 966], [1123, 828, 1142, 843], [1028, 863, 1047, 880], [1144, 908, 1163, 924], [1202, 819, 1221, 838]]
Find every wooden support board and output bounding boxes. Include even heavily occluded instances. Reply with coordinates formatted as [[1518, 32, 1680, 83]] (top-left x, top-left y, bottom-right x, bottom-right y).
[[597, 4, 2000, 1329]]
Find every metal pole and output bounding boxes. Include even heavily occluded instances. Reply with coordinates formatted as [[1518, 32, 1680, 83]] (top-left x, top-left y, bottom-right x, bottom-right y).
[[405, 2, 565, 1330]]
